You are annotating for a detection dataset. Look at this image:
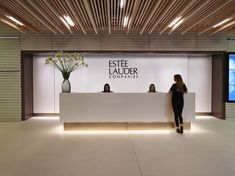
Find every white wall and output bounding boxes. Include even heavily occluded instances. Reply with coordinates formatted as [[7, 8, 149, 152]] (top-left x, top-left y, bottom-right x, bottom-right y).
[[33, 53, 211, 113], [188, 55, 212, 112]]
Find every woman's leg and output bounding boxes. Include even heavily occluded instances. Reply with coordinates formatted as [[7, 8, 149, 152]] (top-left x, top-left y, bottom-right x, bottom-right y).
[[178, 101, 184, 125], [172, 102, 179, 128], [178, 101, 184, 133]]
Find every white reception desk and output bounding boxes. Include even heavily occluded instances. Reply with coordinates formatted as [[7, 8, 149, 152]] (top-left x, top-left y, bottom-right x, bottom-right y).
[[60, 93, 195, 130]]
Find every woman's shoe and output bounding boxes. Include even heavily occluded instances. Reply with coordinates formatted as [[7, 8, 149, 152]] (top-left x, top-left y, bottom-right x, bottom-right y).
[[176, 128, 180, 133], [180, 125, 184, 134]]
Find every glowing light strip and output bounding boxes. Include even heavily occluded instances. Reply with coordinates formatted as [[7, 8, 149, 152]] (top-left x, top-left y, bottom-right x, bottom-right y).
[[63, 15, 75, 27], [172, 19, 184, 30], [60, 17, 71, 30], [213, 18, 231, 28], [6, 15, 24, 26], [120, 0, 125, 8], [168, 17, 182, 28], [123, 16, 128, 27], [0, 18, 24, 33], [0, 36, 19, 39]]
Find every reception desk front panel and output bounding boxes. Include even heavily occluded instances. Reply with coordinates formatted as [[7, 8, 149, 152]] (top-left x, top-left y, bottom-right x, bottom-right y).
[[60, 93, 195, 123]]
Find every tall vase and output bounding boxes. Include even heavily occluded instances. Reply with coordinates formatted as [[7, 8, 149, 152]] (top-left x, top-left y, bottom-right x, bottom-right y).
[[61, 72, 71, 93], [62, 79, 71, 93]]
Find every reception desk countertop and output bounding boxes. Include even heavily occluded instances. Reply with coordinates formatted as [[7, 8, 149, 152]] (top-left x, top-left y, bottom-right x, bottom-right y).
[[60, 93, 195, 123]]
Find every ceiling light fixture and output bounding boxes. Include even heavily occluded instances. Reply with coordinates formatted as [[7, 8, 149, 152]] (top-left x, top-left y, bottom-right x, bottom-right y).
[[63, 15, 75, 27], [213, 18, 232, 28], [60, 17, 71, 29], [123, 16, 128, 27], [120, 0, 125, 8], [5, 15, 24, 26], [0, 18, 25, 33], [168, 16, 182, 28], [172, 19, 184, 30]]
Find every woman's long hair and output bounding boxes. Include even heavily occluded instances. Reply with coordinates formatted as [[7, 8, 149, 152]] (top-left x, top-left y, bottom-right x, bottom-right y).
[[148, 84, 156, 92], [103, 83, 111, 92], [174, 74, 185, 93]]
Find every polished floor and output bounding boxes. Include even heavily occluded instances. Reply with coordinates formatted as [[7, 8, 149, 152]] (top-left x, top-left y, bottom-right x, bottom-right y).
[[0, 116, 235, 176]]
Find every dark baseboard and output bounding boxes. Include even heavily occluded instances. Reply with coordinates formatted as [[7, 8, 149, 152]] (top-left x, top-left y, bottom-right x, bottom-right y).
[[33, 113, 59, 116], [196, 112, 212, 116]]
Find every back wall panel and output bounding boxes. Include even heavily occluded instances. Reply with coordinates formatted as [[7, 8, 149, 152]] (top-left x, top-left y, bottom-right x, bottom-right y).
[[33, 53, 211, 113]]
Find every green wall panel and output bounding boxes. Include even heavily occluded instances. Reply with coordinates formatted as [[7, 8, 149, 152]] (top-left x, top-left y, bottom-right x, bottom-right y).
[[0, 23, 21, 121]]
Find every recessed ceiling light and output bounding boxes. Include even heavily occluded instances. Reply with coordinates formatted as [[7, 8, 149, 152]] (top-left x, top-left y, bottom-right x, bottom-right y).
[[168, 17, 182, 28], [123, 16, 128, 27], [172, 19, 184, 30], [5, 15, 24, 26], [213, 18, 232, 28], [63, 15, 75, 27]]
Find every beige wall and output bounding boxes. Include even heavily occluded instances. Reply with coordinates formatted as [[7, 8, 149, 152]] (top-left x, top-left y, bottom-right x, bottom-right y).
[[19, 32, 235, 52]]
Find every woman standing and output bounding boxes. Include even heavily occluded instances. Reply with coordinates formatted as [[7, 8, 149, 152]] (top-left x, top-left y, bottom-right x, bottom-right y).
[[169, 74, 187, 134]]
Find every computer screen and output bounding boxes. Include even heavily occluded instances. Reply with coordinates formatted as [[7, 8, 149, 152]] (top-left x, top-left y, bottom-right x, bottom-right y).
[[228, 54, 235, 101]]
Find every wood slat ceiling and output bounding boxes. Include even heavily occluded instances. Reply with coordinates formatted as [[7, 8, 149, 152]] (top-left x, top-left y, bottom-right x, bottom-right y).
[[0, 0, 235, 35]]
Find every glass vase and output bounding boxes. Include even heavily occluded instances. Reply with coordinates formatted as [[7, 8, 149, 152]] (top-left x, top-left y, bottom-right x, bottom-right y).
[[62, 79, 71, 93]]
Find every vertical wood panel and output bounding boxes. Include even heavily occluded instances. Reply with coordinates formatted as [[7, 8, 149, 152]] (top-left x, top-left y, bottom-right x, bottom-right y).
[[212, 53, 226, 119], [22, 53, 33, 120]]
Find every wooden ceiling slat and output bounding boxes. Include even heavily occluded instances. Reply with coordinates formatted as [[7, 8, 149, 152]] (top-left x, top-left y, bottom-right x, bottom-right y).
[[3, 0, 45, 31], [0, 0, 234, 35], [181, 0, 232, 34], [26, 0, 65, 34], [65, 0, 86, 34], [107, 0, 111, 33], [123, 0, 131, 30], [0, 3, 39, 33], [198, 4, 235, 35], [38, 1, 61, 26], [127, 0, 140, 33], [82, 0, 98, 34], [89, 0, 99, 29], [168, 0, 213, 34], [132, 0, 144, 28], [75, 1, 91, 30], [120, 0, 125, 29], [136, 0, 152, 30], [148, 0, 178, 34], [0, 15, 25, 33], [59, 0, 79, 31], [98, 0, 105, 30], [146, 0, 169, 32], [113, 0, 116, 30], [17, 0, 58, 34], [211, 20, 235, 35], [116, 0, 120, 29]]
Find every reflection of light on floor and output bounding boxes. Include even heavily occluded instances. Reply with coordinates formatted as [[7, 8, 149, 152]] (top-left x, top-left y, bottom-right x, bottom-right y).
[[44, 116, 213, 135], [31, 116, 60, 121], [195, 116, 214, 120], [189, 123, 210, 134], [50, 125, 176, 135]]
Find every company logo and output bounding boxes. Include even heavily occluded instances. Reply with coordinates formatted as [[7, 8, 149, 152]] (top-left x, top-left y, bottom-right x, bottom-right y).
[[109, 59, 138, 79]]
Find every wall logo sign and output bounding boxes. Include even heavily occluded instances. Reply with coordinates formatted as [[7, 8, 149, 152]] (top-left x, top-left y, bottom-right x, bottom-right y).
[[109, 59, 139, 79]]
